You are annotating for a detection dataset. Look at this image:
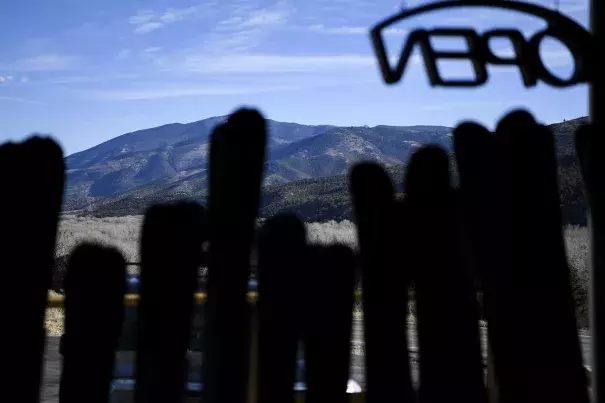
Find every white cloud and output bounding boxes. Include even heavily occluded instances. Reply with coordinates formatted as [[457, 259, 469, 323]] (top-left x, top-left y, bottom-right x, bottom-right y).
[[240, 1, 293, 27], [197, 28, 265, 53], [3, 54, 79, 71], [179, 53, 375, 75], [218, 2, 292, 30], [243, 11, 289, 26], [160, 6, 203, 23], [0, 75, 14, 83], [310, 24, 408, 36], [423, 101, 503, 112], [89, 84, 308, 100], [129, 10, 156, 25], [116, 49, 132, 60], [38, 74, 140, 85], [143, 47, 162, 53], [199, 1, 294, 54], [135, 21, 165, 34], [218, 16, 245, 27], [129, 3, 217, 34], [310, 25, 365, 35], [0, 96, 43, 105], [86, 75, 376, 101], [310, 0, 384, 18], [20, 76, 29, 83], [44, 76, 100, 84]]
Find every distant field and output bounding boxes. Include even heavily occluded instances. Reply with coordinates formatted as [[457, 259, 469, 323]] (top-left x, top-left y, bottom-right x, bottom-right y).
[[43, 219, 591, 402], [55, 215, 588, 270], [56, 215, 358, 263], [48, 216, 360, 334], [50, 216, 590, 331]]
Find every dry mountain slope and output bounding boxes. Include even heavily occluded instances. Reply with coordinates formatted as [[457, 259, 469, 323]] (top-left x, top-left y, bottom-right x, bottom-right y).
[[64, 116, 336, 210], [64, 117, 452, 212], [80, 117, 589, 225]]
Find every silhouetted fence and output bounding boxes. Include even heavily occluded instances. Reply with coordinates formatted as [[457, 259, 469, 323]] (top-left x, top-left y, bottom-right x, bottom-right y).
[[2, 108, 596, 403]]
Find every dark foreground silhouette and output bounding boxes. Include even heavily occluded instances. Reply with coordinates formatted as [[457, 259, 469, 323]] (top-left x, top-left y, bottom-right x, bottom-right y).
[[0, 108, 597, 403]]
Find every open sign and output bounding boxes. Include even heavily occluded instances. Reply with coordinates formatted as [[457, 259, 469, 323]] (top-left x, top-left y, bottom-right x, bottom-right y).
[[370, 0, 594, 88]]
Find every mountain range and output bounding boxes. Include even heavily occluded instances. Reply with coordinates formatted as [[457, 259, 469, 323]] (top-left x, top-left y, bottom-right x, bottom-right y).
[[65, 116, 588, 225], [64, 116, 452, 213]]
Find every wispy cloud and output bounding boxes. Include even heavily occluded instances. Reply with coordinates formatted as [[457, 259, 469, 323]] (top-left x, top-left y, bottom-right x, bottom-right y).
[[177, 53, 375, 75], [310, 0, 384, 18], [135, 22, 164, 34], [239, 1, 293, 27], [309, 24, 408, 36], [3, 54, 80, 71], [160, 6, 205, 23], [143, 47, 162, 53], [197, 30, 264, 53], [129, 4, 217, 34], [309, 25, 365, 35], [128, 10, 156, 26], [438, 1, 587, 25], [423, 101, 503, 112], [0, 75, 30, 84], [12, 73, 139, 88], [88, 84, 309, 101], [202, 0, 294, 54], [440, 6, 543, 24], [34, 73, 139, 86], [0, 96, 44, 105], [42, 76, 101, 85], [86, 75, 376, 101], [116, 49, 132, 60]]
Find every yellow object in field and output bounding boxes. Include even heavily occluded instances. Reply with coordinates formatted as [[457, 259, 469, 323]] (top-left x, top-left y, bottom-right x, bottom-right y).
[[46, 292, 260, 308], [47, 290, 363, 308]]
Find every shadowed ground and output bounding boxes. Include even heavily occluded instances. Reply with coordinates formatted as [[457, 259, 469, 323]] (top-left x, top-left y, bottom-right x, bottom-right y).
[[40, 319, 593, 402]]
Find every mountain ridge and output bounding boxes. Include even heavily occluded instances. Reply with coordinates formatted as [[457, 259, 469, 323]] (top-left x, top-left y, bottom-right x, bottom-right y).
[[63, 116, 452, 211], [71, 116, 589, 225]]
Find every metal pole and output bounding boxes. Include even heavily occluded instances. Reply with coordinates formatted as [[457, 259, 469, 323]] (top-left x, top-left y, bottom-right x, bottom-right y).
[[590, 0, 604, 401]]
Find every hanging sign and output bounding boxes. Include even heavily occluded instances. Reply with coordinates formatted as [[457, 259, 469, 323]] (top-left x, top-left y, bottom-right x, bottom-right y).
[[370, 0, 593, 88]]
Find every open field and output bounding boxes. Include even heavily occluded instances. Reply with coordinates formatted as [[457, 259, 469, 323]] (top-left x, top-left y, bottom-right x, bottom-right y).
[[41, 217, 592, 401], [56, 215, 358, 263], [53, 216, 591, 326], [55, 216, 587, 281]]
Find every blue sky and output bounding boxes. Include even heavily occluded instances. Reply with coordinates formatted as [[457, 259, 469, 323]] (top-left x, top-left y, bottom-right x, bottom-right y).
[[0, 0, 590, 155]]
